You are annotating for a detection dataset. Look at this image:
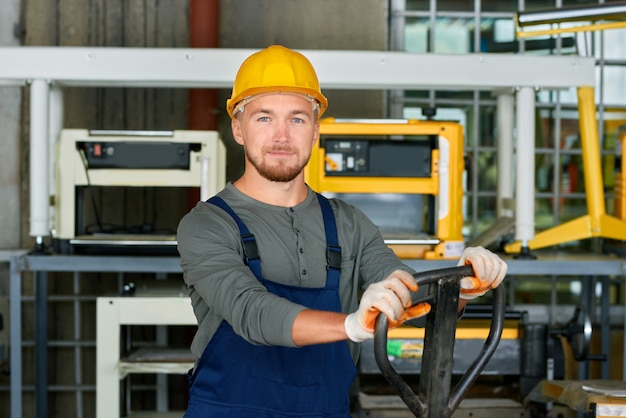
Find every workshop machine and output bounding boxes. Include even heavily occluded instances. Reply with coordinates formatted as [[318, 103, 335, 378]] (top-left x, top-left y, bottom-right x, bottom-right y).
[[371, 265, 507, 417], [362, 281, 608, 417], [364, 267, 605, 417], [53, 129, 226, 254], [304, 118, 465, 259]]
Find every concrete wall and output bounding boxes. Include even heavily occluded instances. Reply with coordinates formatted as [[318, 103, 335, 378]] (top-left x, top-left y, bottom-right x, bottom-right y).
[[218, 0, 389, 179], [0, 1, 22, 413], [0, 0, 22, 251], [220, 0, 388, 119]]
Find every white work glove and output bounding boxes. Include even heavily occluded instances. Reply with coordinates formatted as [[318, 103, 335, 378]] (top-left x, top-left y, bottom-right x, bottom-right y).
[[344, 270, 431, 342], [457, 246, 508, 300]]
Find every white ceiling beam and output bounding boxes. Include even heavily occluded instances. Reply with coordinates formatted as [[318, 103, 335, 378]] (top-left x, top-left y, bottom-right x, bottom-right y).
[[0, 47, 595, 90]]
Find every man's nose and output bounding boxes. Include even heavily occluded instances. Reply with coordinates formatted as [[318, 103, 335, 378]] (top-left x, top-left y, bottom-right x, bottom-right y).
[[273, 120, 290, 141]]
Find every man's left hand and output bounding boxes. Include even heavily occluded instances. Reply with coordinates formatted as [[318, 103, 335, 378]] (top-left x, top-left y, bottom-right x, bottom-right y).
[[457, 246, 507, 300]]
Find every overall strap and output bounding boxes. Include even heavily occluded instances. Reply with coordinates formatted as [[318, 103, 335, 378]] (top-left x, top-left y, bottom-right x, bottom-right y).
[[207, 196, 262, 280], [316, 193, 342, 287]]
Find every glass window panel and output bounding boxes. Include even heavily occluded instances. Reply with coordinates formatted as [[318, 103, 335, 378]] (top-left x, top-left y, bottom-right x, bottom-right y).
[[403, 106, 467, 126], [433, 90, 478, 101], [403, 90, 431, 100], [404, 17, 472, 53], [538, 108, 572, 149], [494, 19, 516, 43], [470, 196, 499, 233], [405, 0, 430, 12], [438, 0, 473, 13], [476, 151, 498, 193], [404, 18, 428, 53], [537, 86, 578, 105], [598, 27, 626, 60], [603, 112, 626, 190], [435, 18, 471, 53], [481, 0, 519, 13], [558, 197, 588, 223], [601, 66, 626, 106], [521, 2, 602, 13], [405, 15, 580, 55], [536, 196, 589, 230], [536, 153, 556, 193], [562, 0, 598, 7], [535, 197, 557, 230], [478, 105, 497, 147], [561, 0, 614, 6], [406, 0, 556, 13]]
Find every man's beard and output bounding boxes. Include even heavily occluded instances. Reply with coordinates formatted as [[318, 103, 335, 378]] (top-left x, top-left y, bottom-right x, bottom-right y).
[[245, 145, 309, 182]]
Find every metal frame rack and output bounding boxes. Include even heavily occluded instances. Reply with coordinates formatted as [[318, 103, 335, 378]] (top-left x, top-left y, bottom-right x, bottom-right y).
[[389, 0, 626, 248], [96, 292, 196, 418], [0, 47, 596, 252], [7, 253, 626, 418], [8, 254, 186, 418]]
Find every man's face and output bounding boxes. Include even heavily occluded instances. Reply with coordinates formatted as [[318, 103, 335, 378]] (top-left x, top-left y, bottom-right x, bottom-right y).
[[231, 93, 320, 183]]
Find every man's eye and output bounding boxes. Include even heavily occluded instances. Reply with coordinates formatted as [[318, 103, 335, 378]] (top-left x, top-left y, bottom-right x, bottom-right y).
[[258, 116, 270, 122], [292, 117, 304, 123]]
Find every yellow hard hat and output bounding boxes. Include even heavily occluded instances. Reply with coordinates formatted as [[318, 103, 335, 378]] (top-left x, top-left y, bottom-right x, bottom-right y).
[[226, 45, 328, 120]]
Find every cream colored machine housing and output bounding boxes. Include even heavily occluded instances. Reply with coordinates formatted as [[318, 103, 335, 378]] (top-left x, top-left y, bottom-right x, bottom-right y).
[[54, 129, 226, 245]]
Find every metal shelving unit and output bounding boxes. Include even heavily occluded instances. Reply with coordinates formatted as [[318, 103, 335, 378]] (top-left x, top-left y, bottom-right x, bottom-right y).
[[8, 254, 186, 418], [96, 294, 195, 418], [7, 252, 626, 418]]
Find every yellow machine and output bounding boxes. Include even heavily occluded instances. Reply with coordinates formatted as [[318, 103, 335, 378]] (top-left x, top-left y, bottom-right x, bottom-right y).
[[304, 118, 465, 259]]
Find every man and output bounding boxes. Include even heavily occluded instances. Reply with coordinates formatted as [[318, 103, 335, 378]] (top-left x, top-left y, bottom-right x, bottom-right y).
[[177, 45, 507, 417]]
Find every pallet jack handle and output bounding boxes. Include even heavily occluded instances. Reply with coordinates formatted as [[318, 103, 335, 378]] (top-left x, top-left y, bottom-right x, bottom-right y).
[[374, 265, 506, 418]]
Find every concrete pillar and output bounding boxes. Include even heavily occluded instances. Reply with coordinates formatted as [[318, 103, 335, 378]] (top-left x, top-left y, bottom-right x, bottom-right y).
[[0, 0, 22, 251]]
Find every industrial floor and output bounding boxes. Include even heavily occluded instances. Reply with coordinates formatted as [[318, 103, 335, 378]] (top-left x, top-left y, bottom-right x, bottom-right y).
[[353, 373, 533, 418], [353, 393, 529, 417]]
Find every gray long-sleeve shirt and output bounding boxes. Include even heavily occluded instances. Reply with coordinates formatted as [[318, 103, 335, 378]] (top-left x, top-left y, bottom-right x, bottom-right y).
[[177, 182, 421, 361]]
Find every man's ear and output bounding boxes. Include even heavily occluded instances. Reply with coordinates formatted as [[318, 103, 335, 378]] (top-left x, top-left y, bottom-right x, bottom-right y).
[[311, 122, 320, 148], [231, 118, 244, 145]]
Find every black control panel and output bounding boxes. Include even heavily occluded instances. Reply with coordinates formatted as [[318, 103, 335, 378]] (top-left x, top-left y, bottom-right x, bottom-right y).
[[322, 137, 433, 177], [79, 141, 192, 169]]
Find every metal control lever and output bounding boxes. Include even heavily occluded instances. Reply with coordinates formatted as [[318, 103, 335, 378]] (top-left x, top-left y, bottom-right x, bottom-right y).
[[374, 265, 506, 418]]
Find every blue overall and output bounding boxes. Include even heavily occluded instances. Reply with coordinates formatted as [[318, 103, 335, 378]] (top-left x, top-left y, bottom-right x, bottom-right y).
[[184, 194, 357, 417]]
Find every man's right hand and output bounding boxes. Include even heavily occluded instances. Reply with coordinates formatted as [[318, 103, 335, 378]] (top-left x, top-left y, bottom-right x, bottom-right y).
[[344, 270, 429, 342]]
